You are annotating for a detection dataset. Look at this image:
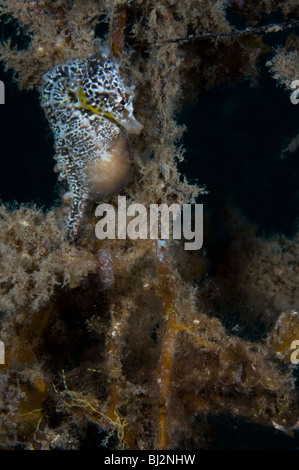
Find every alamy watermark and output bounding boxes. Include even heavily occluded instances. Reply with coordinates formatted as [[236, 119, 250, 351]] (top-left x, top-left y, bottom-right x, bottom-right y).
[[290, 340, 299, 365], [290, 80, 299, 105], [0, 80, 4, 104], [95, 196, 203, 250], [0, 340, 4, 364]]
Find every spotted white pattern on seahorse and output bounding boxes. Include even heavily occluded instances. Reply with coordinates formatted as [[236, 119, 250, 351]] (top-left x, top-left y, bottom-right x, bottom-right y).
[[41, 46, 143, 240]]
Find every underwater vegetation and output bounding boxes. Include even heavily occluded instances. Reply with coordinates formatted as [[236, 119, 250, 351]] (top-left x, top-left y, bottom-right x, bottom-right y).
[[0, 0, 298, 450]]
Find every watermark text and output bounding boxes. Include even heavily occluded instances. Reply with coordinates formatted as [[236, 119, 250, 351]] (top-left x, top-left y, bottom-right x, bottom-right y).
[[0, 340, 4, 364], [0, 80, 4, 104], [290, 80, 299, 105], [95, 197, 203, 250], [290, 340, 299, 365]]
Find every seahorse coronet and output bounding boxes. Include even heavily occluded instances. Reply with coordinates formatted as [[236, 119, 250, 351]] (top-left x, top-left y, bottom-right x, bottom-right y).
[[41, 48, 143, 241]]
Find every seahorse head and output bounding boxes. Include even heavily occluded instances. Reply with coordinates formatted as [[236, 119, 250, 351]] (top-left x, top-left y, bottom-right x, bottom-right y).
[[77, 55, 143, 135]]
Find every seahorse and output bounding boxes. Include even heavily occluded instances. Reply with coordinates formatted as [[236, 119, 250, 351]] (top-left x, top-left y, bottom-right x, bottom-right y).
[[41, 46, 143, 241]]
